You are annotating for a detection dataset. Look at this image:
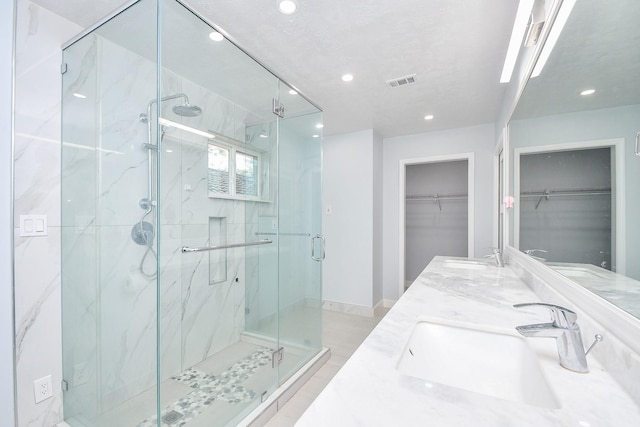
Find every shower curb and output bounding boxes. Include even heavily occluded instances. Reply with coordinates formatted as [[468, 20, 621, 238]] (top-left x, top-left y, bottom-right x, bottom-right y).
[[239, 346, 331, 427]]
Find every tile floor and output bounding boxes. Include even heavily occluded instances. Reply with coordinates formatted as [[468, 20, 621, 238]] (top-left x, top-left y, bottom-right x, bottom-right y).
[[263, 309, 388, 427]]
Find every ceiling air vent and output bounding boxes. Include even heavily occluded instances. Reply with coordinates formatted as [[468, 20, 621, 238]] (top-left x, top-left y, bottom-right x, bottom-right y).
[[386, 74, 417, 88]]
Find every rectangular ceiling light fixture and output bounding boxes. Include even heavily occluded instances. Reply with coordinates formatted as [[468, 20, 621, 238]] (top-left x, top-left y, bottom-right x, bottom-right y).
[[531, 0, 577, 78], [500, 0, 535, 83]]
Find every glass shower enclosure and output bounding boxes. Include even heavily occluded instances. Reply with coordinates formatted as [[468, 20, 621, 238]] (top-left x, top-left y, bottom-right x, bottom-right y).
[[60, 1, 323, 425]]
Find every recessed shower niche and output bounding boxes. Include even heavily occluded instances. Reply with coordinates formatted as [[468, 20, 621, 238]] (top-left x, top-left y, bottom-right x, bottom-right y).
[[60, 0, 324, 425]]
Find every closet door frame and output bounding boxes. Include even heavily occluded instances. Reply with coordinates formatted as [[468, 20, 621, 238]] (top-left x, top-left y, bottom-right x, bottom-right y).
[[398, 153, 475, 296]]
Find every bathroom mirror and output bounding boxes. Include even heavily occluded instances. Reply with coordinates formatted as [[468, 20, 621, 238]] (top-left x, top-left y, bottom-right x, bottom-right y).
[[508, 0, 640, 318]]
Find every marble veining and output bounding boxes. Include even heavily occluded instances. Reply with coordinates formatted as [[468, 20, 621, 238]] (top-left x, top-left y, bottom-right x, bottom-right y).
[[297, 256, 640, 426]]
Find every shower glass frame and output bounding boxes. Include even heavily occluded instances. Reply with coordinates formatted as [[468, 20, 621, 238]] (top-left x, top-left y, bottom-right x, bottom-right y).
[[61, 0, 323, 426]]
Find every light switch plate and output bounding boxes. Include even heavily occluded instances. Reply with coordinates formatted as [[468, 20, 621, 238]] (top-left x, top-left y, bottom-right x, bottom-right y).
[[20, 215, 48, 237]]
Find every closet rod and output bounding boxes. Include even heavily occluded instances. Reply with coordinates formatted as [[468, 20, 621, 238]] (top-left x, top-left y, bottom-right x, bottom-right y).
[[521, 188, 611, 198], [406, 193, 468, 201]]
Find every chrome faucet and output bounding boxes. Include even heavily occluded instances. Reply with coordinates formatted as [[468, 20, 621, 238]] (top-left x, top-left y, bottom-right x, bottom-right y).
[[513, 303, 589, 373], [524, 249, 548, 262], [484, 248, 505, 267]]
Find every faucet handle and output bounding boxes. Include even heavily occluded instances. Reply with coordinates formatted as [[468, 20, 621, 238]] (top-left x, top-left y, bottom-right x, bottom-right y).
[[524, 249, 548, 255], [513, 302, 577, 328]]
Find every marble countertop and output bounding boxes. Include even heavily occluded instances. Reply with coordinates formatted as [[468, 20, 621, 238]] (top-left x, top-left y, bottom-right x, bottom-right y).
[[296, 256, 640, 426], [546, 262, 640, 319]]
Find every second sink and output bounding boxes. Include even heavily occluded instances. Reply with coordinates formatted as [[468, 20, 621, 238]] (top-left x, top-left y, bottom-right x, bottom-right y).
[[396, 319, 559, 409]]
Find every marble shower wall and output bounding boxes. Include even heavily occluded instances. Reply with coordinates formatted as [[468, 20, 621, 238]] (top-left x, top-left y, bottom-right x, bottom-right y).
[[14, 1, 278, 423], [14, 2, 81, 426]]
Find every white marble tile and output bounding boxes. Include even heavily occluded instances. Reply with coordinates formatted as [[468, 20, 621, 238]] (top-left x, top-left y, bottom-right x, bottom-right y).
[[97, 226, 158, 409], [13, 2, 82, 425], [158, 225, 183, 381], [95, 39, 156, 227], [14, 228, 63, 427]]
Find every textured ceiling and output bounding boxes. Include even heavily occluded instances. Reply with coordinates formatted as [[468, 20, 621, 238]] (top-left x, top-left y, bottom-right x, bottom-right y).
[[36, 0, 519, 137], [513, 0, 640, 120]]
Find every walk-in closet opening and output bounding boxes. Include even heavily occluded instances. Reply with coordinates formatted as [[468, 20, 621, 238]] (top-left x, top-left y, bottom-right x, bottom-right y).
[[401, 155, 474, 291]]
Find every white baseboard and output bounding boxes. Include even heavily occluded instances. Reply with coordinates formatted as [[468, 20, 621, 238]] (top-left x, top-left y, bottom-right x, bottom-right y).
[[322, 299, 396, 317], [322, 300, 374, 317], [374, 299, 396, 317]]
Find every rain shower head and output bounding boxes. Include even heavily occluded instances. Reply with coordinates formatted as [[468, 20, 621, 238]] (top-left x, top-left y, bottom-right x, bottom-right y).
[[172, 103, 202, 117], [140, 93, 203, 127]]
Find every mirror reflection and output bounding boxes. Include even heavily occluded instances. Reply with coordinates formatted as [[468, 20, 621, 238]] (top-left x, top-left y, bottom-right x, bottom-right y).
[[508, 0, 640, 317]]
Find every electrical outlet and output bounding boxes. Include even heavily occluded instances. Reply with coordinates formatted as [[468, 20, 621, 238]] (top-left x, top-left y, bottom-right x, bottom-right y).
[[73, 362, 89, 386], [33, 375, 53, 403]]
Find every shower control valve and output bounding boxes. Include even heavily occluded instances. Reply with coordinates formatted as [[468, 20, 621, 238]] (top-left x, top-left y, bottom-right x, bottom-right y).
[[139, 198, 155, 210]]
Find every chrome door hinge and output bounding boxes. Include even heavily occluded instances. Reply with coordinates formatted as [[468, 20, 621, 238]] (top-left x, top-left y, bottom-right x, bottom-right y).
[[271, 347, 284, 368], [61, 63, 68, 74], [272, 99, 285, 118], [61, 380, 69, 392]]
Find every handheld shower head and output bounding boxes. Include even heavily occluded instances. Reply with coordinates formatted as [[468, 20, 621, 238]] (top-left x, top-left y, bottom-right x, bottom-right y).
[[172, 103, 202, 117]]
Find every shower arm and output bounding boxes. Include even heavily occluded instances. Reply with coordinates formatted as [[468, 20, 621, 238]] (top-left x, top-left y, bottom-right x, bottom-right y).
[[145, 93, 191, 147]]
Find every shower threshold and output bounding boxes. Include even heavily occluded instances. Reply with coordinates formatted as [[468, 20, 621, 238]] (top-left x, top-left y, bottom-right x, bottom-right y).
[[57, 343, 329, 427]]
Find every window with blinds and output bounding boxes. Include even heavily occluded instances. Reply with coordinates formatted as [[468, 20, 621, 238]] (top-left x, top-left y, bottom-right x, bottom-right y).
[[207, 142, 262, 200], [207, 145, 230, 194], [235, 151, 258, 196]]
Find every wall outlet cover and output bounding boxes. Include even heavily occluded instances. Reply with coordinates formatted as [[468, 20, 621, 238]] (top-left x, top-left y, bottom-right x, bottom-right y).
[[34, 375, 53, 403]]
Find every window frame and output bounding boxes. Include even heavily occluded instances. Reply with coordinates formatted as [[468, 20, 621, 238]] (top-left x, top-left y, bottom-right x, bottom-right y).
[[207, 140, 263, 202]]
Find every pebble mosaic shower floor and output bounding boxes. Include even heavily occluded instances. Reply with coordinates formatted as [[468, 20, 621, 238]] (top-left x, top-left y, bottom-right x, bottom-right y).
[[137, 347, 273, 427]]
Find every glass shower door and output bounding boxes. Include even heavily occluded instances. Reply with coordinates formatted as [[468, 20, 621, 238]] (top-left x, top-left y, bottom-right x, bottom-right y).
[[61, 1, 160, 425], [275, 83, 323, 382], [156, 1, 281, 425]]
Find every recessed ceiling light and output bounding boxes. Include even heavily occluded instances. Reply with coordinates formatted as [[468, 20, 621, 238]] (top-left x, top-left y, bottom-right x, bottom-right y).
[[315, 123, 324, 129], [312, 134, 320, 138], [73, 92, 86, 99], [341, 74, 354, 82], [208, 31, 224, 42], [278, 0, 298, 15], [289, 89, 298, 95], [580, 89, 596, 96], [424, 114, 434, 121]]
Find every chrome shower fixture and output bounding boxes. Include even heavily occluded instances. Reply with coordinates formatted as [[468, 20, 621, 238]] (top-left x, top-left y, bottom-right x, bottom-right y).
[[139, 92, 202, 127], [172, 102, 202, 117]]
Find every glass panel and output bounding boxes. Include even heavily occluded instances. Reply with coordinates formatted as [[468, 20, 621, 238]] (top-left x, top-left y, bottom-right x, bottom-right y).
[[158, 1, 281, 425], [63, 2, 324, 426], [276, 82, 323, 383], [235, 151, 258, 196], [61, 0, 159, 425], [208, 144, 230, 194]]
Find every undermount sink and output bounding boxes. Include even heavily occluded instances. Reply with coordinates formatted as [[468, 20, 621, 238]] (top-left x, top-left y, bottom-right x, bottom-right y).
[[549, 265, 606, 279], [396, 319, 559, 409], [442, 259, 489, 270]]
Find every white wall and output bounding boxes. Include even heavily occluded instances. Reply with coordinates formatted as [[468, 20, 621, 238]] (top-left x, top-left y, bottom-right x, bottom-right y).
[[1, 1, 16, 425], [322, 130, 375, 308], [372, 131, 383, 305], [382, 123, 496, 301]]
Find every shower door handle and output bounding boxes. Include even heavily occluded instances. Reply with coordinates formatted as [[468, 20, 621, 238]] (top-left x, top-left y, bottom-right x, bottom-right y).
[[635, 132, 640, 156], [311, 235, 325, 262]]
